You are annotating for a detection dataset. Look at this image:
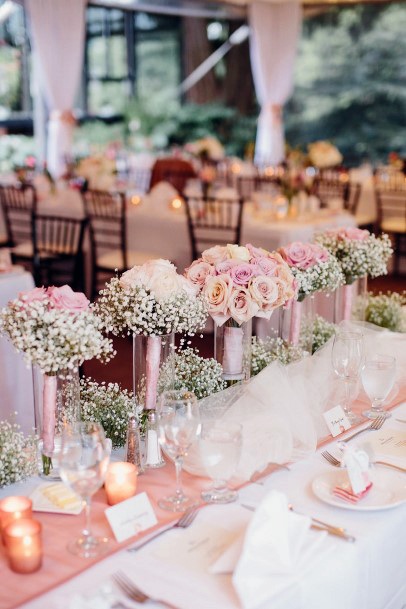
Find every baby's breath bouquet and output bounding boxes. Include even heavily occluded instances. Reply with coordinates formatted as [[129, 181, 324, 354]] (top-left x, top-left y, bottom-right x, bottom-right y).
[[80, 378, 136, 448], [314, 227, 393, 285], [355, 292, 406, 332], [158, 347, 226, 400], [0, 285, 114, 474], [251, 336, 305, 376], [300, 314, 336, 354], [0, 421, 37, 487], [96, 259, 207, 410]]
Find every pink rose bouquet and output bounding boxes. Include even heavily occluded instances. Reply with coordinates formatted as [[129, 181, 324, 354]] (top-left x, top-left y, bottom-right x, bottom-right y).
[[279, 241, 344, 301], [185, 243, 296, 326], [314, 227, 393, 284]]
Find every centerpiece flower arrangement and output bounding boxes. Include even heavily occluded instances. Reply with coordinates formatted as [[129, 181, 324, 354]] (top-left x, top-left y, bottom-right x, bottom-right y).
[[314, 227, 393, 321], [251, 336, 305, 376], [354, 291, 406, 333], [0, 421, 37, 487], [307, 141, 343, 169], [185, 243, 296, 382], [95, 259, 207, 409], [0, 285, 114, 475], [278, 241, 344, 344]]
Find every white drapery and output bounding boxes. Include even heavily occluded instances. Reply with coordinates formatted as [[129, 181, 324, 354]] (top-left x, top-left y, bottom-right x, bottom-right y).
[[249, 1, 302, 166], [26, 0, 86, 178]]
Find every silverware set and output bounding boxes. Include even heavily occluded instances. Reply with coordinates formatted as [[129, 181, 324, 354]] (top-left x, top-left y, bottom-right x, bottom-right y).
[[127, 506, 199, 553], [340, 415, 386, 443], [322, 449, 406, 473], [113, 571, 180, 609]]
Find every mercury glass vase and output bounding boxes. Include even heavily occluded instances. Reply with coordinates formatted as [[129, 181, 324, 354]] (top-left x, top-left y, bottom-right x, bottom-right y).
[[334, 276, 368, 324], [33, 367, 81, 479], [214, 319, 252, 386], [132, 333, 175, 411]]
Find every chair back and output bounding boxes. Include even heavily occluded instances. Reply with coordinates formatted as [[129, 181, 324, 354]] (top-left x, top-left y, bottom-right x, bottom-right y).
[[33, 214, 87, 257], [0, 184, 37, 247], [184, 194, 245, 261], [83, 189, 127, 269], [237, 175, 279, 200], [312, 177, 351, 210], [375, 188, 406, 232], [150, 158, 196, 194]]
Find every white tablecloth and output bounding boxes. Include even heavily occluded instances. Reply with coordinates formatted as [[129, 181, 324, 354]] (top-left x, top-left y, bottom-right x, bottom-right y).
[[0, 268, 35, 433], [3, 402, 405, 609]]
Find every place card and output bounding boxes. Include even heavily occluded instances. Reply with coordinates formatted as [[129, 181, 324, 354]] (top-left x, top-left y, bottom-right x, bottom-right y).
[[323, 405, 351, 437], [367, 428, 406, 461], [105, 491, 157, 543]]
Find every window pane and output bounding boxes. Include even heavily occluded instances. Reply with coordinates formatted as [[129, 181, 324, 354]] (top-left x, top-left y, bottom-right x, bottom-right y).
[[87, 80, 129, 115]]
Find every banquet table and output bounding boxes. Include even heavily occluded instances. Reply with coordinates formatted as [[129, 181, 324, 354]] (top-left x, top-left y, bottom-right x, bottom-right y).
[[1, 393, 405, 609], [0, 268, 35, 433]]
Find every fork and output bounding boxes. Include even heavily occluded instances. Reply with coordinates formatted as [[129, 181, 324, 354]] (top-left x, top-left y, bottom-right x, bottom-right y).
[[340, 415, 386, 443], [127, 505, 199, 553], [113, 571, 179, 609], [322, 450, 406, 473]]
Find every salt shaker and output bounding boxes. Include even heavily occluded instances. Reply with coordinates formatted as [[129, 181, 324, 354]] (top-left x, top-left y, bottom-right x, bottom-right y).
[[125, 414, 144, 474], [145, 410, 165, 469]]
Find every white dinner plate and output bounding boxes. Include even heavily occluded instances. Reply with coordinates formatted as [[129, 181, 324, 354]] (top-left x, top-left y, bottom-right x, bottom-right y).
[[312, 469, 406, 511]]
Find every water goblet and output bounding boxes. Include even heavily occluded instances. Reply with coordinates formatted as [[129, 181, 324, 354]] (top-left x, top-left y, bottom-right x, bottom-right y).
[[157, 390, 200, 512], [361, 354, 396, 420], [331, 330, 364, 424], [200, 421, 242, 504], [59, 421, 111, 558]]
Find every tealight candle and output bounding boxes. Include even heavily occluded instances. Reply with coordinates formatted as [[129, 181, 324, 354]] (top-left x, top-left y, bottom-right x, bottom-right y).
[[3, 518, 42, 574], [169, 196, 183, 211], [0, 496, 33, 533], [105, 462, 138, 506]]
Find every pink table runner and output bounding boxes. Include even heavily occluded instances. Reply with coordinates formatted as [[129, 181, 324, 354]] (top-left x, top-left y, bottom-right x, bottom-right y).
[[2, 387, 406, 609]]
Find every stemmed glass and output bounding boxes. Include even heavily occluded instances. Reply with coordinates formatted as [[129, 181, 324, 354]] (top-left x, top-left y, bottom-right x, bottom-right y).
[[200, 421, 242, 504], [59, 421, 111, 558], [157, 390, 200, 512], [361, 354, 396, 420], [331, 330, 364, 424]]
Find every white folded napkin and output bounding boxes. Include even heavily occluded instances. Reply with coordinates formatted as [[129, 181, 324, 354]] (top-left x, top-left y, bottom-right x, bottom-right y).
[[211, 491, 329, 609]]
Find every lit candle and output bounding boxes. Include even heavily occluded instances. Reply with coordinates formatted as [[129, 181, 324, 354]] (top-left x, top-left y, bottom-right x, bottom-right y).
[[169, 196, 183, 211], [3, 518, 42, 574], [105, 462, 138, 506], [0, 496, 33, 533]]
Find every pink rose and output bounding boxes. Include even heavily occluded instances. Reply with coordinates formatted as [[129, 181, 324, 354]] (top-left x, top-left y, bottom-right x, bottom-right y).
[[19, 287, 48, 303], [256, 256, 279, 277], [228, 287, 259, 324], [246, 243, 269, 260], [309, 243, 329, 263], [203, 274, 233, 318], [202, 245, 228, 265], [230, 263, 255, 286], [215, 259, 240, 276], [47, 285, 89, 311], [249, 275, 279, 311], [279, 242, 317, 270], [184, 259, 215, 290], [338, 227, 370, 241]]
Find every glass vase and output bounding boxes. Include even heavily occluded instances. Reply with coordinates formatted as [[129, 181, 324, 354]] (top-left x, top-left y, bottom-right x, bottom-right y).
[[334, 276, 368, 325], [214, 319, 252, 385], [33, 368, 80, 479], [132, 333, 175, 411], [279, 297, 314, 355]]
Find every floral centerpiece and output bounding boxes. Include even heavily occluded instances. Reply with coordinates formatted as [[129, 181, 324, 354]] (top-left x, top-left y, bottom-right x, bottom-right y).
[[0, 421, 37, 487], [354, 292, 406, 332], [75, 154, 117, 190], [185, 243, 296, 382], [80, 378, 136, 448], [300, 315, 336, 354], [0, 285, 114, 475], [278, 241, 344, 344], [307, 141, 343, 169], [314, 227, 393, 321], [251, 337, 304, 376], [96, 259, 207, 409], [185, 136, 225, 162]]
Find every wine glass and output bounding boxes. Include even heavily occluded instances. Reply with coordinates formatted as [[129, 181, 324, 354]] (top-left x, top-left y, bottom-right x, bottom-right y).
[[331, 330, 364, 424], [59, 421, 111, 558], [200, 421, 242, 504], [361, 354, 396, 420], [157, 390, 200, 512]]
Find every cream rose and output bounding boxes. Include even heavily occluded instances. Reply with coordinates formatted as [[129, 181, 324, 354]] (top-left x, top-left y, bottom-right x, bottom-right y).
[[249, 276, 279, 310], [185, 259, 215, 289], [203, 274, 233, 318], [228, 287, 259, 325], [202, 245, 228, 265], [119, 265, 150, 290], [227, 244, 251, 262]]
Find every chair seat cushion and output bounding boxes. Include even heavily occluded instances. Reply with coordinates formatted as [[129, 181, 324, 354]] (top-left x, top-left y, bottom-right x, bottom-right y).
[[97, 249, 156, 270], [381, 218, 406, 233], [12, 242, 59, 260], [356, 212, 376, 227]]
